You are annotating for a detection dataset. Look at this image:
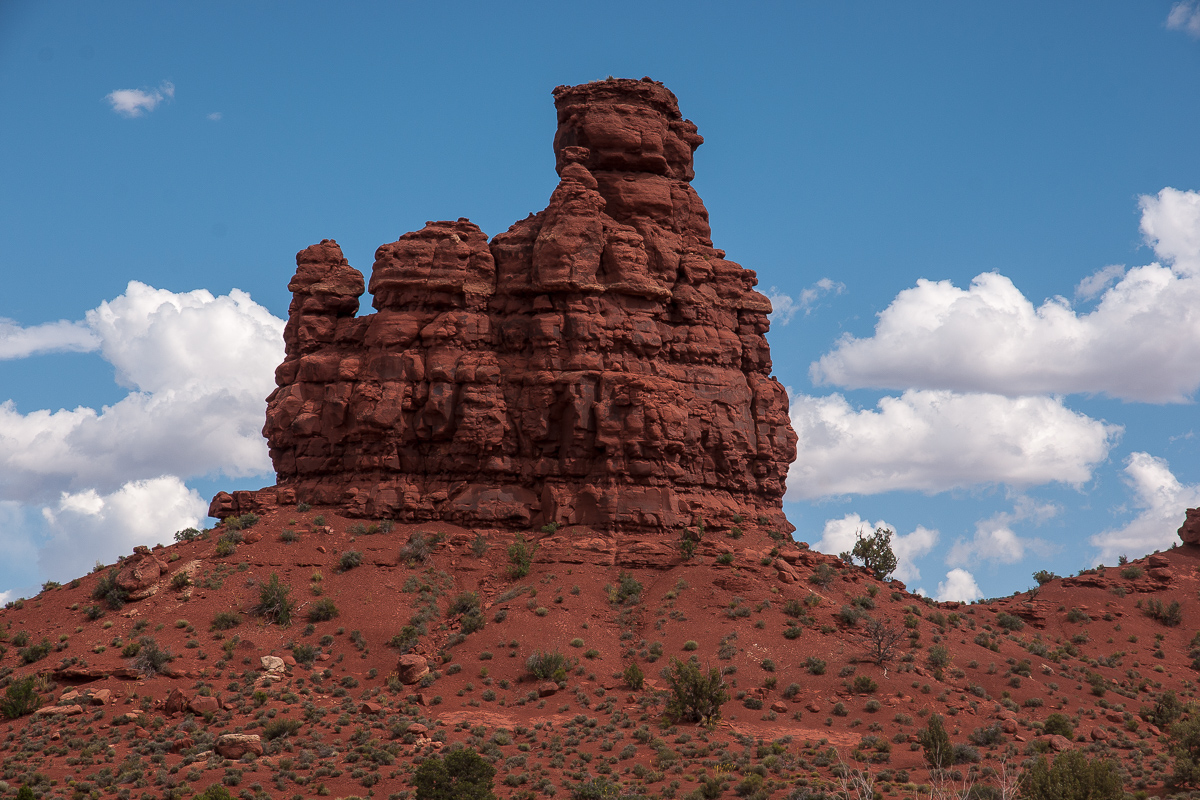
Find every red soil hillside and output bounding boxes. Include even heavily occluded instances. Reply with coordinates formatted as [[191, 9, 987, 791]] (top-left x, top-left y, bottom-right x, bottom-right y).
[[2, 512, 1200, 799]]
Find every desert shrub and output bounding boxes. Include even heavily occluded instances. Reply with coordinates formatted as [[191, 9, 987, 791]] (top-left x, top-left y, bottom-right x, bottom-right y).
[[280, 529, 300, 543], [413, 747, 496, 800], [211, 611, 241, 631], [194, 785, 236, 800], [291, 642, 319, 665], [1032, 570, 1059, 586], [174, 527, 203, 543], [400, 532, 435, 564], [84, 604, 105, 621], [461, 612, 486, 635], [338, 550, 363, 571], [507, 536, 534, 579], [389, 626, 419, 654], [170, 571, 191, 591], [715, 552, 734, 565], [1145, 690, 1185, 728], [214, 537, 236, 557], [995, 612, 1024, 631], [1146, 599, 1183, 627], [968, 723, 1004, 747], [19, 639, 52, 664], [663, 658, 729, 726], [0, 676, 40, 719], [624, 661, 644, 690], [252, 573, 294, 626], [851, 675, 878, 694], [526, 650, 570, 681], [132, 636, 173, 676], [223, 512, 259, 531], [470, 534, 489, 557], [307, 598, 338, 622], [262, 718, 303, 741], [837, 605, 863, 626], [919, 714, 953, 769], [806, 657, 827, 675], [927, 644, 951, 669], [1021, 750, 1122, 800], [449, 591, 481, 616], [92, 568, 129, 610], [1042, 713, 1074, 738], [1169, 715, 1200, 788], [606, 571, 643, 606], [809, 563, 836, 587], [1120, 565, 1144, 580]]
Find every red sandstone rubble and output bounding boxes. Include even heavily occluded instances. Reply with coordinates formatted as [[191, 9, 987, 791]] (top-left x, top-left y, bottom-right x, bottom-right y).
[[212, 78, 796, 532]]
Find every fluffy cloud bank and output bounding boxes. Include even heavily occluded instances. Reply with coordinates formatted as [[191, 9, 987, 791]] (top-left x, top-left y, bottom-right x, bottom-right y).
[[786, 390, 1119, 499], [0, 282, 283, 590], [105, 81, 175, 118], [1168, 2, 1200, 38], [811, 189, 1200, 403], [0, 282, 282, 498], [1090, 453, 1200, 563]]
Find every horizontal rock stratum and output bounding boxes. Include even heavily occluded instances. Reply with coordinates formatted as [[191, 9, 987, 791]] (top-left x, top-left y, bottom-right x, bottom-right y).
[[213, 78, 797, 531]]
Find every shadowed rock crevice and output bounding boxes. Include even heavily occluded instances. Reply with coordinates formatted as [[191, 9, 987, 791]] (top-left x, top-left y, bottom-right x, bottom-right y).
[[214, 77, 797, 532]]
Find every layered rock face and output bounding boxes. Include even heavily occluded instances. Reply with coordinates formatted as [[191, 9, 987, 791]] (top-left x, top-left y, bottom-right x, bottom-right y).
[[221, 78, 797, 531]]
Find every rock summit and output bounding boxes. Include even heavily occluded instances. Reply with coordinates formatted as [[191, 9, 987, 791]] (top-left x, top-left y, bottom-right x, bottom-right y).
[[213, 78, 797, 532]]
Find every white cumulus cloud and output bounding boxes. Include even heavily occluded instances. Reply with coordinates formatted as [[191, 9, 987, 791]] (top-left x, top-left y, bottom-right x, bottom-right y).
[[1089, 452, 1200, 563], [0, 318, 98, 359], [786, 390, 1119, 499], [935, 569, 982, 602], [811, 512, 937, 584], [1168, 2, 1200, 37], [105, 81, 175, 117], [39, 477, 206, 582], [766, 278, 845, 325], [947, 497, 1058, 567], [811, 189, 1200, 403], [0, 282, 282, 499], [0, 282, 283, 591]]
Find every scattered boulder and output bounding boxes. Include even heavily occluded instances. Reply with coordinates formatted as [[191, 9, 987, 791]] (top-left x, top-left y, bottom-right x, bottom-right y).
[[538, 682, 559, 697], [1180, 508, 1200, 545], [188, 695, 221, 715], [260, 655, 286, 672], [216, 734, 263, 759], [115, 546, 169, 595], [397, 654, 429, 685], [163, 689, 188, 716]]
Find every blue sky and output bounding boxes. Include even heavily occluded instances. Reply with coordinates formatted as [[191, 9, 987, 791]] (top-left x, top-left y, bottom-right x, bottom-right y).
[[2, 2, 1200, 602]]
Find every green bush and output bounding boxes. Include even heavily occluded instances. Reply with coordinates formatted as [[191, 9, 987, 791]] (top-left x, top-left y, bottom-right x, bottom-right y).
[[92, 568, 129, 610], [414, 747, 496, 800], [808, 563, 836, 587], [805, 657, 827, 675], [1146, 599, 1183, 627], [606, 571, 643, 606], [132, 636, 173, 676], [262, 718, 303, 741], [307, 598, 338, 622], [663, 658, 730, 726], [338, 550, 363, 571], [448, 591, 481, 616], [291, 643, 319, 665], [1021, 750, 1122, 800], [851, 675, 878, 694], [192, 785, 235, 800], [623, 661, 644, 690], [252, 573, 294, 626], [18, 639, 52, 664], [1042, 713, 1074, 738], [174, 527, 203, 543], [170, 571, 191, 591], [919, 714, 953, 769], [400, 532, 435, 564], [507, 537, 534, 579], [525, 650, 570, 681], [210, 611, 241, 631], [1032, 570, 1059, 586], [223, 513, 259, 531], [1120, 565, 1144, 580], [0, 676, 40, 719], [995, 612, 1024, 631]]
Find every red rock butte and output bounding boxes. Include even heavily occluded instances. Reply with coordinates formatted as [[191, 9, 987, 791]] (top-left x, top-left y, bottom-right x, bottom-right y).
[[212, 78, 798, 531]]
